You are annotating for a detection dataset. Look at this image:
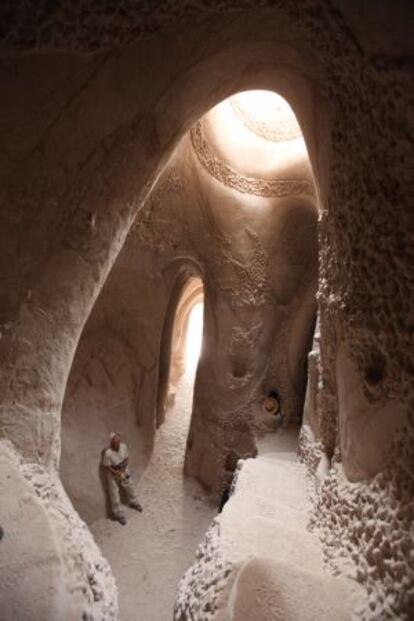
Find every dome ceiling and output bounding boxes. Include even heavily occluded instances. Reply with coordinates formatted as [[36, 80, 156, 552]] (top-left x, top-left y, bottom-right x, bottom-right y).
[[190, 91, 314, 199], [191, 120, 314, 198], [230, 90, 302, 143]]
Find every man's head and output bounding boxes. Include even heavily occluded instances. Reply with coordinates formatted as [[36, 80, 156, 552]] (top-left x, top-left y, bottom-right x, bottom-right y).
[[110, 432, 121, 450]]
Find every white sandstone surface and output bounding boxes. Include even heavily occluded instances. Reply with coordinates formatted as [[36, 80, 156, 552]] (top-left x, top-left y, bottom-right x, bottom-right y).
[[176, 429, 364, 620], [0, 440, 117, 621]]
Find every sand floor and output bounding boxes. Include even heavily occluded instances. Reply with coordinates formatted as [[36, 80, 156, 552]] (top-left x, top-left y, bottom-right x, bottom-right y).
[[91, 370, 217, 621]]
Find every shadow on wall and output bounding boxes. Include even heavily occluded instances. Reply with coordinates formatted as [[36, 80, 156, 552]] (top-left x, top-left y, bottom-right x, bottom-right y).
[[99, 448, 112, 519]]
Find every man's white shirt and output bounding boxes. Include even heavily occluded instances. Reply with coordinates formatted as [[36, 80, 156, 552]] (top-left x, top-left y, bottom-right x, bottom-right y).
[[103, 442, 128, 468]]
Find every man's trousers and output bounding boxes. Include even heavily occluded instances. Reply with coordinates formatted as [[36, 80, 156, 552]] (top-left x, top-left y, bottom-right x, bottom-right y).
[[107, 471, 138, 517]]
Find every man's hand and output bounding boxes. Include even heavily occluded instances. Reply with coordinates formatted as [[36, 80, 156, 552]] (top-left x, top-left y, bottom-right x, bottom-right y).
[[108, 466, 125, 481], [115, 459, 127, 480]]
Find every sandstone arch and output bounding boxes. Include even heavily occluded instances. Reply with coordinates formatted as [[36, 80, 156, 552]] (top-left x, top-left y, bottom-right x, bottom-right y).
[[156, 268, 204, 428], [0, 3, 412, 619], [0, 24, 329, 470]]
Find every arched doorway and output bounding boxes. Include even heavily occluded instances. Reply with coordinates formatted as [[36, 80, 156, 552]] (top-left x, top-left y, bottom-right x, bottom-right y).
[[159, 277, 204, 422]]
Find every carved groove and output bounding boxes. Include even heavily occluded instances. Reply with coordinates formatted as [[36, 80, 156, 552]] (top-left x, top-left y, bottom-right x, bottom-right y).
[[230, 96, 302, 142], [191, 120, 314, 198]]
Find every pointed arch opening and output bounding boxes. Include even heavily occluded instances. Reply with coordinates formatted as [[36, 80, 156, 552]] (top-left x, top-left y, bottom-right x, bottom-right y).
[[156, 272, 204, 428]]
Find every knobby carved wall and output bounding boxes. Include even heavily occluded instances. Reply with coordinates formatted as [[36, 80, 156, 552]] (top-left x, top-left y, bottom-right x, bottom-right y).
[[0, 2, 412, 619]]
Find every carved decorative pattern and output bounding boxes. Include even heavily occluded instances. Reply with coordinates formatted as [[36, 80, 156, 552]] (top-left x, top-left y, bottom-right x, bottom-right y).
[[230, 97, 302, 142], [190, 120, 314, 198]]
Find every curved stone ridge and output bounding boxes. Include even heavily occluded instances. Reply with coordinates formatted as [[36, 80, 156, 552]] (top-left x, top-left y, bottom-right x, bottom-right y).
[[230, 96, 302, 143], [191, 120, 314, 198]]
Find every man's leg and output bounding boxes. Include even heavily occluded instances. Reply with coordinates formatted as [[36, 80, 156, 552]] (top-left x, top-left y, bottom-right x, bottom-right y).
[[121, 473, 142, 512], [107, 474, 126, 524]]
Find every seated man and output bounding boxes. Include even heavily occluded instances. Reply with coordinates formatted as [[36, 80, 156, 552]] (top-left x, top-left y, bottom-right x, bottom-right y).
[[103, 432, 143, 525]]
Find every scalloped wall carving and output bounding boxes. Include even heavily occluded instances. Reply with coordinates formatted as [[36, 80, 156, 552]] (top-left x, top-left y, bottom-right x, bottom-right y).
[[230, 97, 302, 143], [190, 120, 315, 198]]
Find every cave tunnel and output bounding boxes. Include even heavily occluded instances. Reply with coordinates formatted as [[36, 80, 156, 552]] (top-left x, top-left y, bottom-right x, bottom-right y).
[[0, 4, 412, 621], [59, 88, 319, 618]]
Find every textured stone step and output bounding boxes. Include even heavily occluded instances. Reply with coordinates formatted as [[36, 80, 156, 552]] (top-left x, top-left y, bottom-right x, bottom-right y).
[[226, 494, 308, 530], [232, 456, 308, 513], [220, 515, 323, 570], [220, 457, 322, 568], [227, 557, 362, 621], [175, 454, 363, 621]]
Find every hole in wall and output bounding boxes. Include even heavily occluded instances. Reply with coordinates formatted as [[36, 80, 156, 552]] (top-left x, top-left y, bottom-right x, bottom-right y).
[[365, 351, 387, 385], [232, 357, 247, 378]]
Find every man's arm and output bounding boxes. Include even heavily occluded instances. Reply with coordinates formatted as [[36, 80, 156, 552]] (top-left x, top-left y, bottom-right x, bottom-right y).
[[103, 451, 121, 478], [116, 445, 129, 471], [103, 446, 129, 478], [105, 460, 128, 479], [114, 458, 128, 475], [107, 465, 129, 482], [121, 444, 129, 467]]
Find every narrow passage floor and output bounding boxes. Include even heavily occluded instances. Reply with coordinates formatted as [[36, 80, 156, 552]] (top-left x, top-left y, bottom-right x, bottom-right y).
[[91, 371, 216, 621]]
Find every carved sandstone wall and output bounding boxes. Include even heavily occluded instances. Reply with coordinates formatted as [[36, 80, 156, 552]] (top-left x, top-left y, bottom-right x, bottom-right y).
[[61, 102, 317, 521], [0, 2, 412, 618]]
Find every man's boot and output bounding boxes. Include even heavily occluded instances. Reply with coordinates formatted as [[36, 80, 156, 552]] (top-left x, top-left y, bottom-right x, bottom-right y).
[[114, 513, 127, 525], [130, 500, 143, 512]]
